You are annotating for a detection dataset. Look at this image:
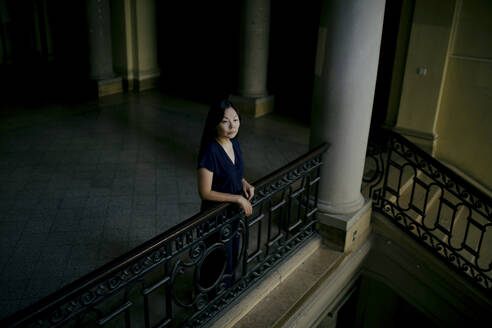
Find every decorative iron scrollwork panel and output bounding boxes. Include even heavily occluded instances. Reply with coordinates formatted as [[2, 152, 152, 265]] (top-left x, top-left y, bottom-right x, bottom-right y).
[[363, 130, 492, 291]]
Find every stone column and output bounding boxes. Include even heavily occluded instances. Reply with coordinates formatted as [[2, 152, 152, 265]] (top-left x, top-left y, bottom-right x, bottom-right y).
[[229, 0, 274, 118], [310, 0, 386, 252], [110, 0, 160, 92], [86, 0, 122, 97]]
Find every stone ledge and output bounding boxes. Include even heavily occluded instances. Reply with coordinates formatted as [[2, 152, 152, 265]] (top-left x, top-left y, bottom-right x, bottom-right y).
[[275, 239, 371, 328], [211, 237, 326, 328], [222, 239, 346, 328]]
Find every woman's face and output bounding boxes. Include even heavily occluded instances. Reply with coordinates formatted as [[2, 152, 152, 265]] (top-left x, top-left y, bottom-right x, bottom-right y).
[[216, 107, 240, 140]]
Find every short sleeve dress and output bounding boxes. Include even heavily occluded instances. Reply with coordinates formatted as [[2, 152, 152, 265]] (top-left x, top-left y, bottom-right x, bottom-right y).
[[198, 138, 244, 211]]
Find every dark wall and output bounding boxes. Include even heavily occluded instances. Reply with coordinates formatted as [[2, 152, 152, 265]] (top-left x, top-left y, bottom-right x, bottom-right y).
[[371, 0, 406, 131], [48, 0, 89, 79], [337, 276, 435, 328], [0, 0, 89, 105], [2, 1, 322, 116], [155, 0, 322, 121], [1, 0, 397, 123], [268, 0, 322, 124], [155, 1, 241, 104]]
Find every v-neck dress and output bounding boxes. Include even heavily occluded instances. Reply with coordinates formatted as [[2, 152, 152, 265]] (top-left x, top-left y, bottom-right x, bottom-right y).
[[198, 138, 244, 211]]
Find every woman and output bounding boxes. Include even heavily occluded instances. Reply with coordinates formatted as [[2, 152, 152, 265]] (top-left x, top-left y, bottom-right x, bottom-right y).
[[197, 99, 254, 215], [196, 99, 254, 288]]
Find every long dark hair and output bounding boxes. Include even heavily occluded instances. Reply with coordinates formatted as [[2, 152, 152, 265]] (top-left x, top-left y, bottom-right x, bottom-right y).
[[198, 99, 241, 166]]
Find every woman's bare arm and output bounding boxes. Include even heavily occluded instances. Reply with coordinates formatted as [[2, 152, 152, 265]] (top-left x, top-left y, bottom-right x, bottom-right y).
[[198, 168, 252, 215]]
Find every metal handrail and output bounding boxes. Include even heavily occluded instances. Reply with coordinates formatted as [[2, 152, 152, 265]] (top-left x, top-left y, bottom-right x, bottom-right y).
[[2, 143, 329, 328], [363, 128, 492, 292]]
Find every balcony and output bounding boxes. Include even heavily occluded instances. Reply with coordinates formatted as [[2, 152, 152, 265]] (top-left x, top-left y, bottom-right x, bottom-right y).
[[1, 91, 491, 327], [0, 90, 311, 325]]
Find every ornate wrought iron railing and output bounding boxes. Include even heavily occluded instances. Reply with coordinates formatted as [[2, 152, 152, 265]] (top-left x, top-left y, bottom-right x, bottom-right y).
[[362, 129, 492, 292], [2, 144, 329, 328]]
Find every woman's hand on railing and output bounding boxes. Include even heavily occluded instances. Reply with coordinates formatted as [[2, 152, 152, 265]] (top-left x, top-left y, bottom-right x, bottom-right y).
[[236, 195, 253, 216], [242, 179, 255, 201]]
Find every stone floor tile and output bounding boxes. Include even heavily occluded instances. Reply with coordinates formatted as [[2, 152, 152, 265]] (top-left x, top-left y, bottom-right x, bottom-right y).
[[23, 219, 54, 234], [128, 227, 157, 242], [99, 239, 128, 260], [74, 229, 104, 244], [0, 300, 23, 320], [178, 202, 201, 220], [1, 257, 39, 281], [15, 232, 49, 250], [79, 216, 106, 232], [0, 278, 29, 301], [0, 221, 26, 243], [58, 197, 88, 209], [85, 196, 110, 210], [44, 231, 79, 247], [25, 275, 65, 299], [130, 214, 156, 230], [102, 227, 129, 243]]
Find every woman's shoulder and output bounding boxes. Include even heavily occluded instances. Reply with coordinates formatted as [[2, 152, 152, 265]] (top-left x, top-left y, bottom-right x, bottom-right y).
[[200, 140, 219, 158], [207, 140, 221, 152], [198, 141, 219, 170]]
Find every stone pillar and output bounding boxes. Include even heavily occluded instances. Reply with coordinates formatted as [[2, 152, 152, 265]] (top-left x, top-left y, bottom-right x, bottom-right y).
[[130, 0, 160, 91], [229, 0, 274, 118], [87, 0, 122, 97], [310, 0, 386, 252], [110, 0, 160, 92]]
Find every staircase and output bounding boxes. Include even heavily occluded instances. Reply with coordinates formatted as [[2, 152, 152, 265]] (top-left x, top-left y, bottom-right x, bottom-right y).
[[362, 129, 492, 291]]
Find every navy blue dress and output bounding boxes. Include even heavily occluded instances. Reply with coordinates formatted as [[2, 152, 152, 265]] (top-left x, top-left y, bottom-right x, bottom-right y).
[[197, 137, 244, 287], [198, 138, 244, 211]]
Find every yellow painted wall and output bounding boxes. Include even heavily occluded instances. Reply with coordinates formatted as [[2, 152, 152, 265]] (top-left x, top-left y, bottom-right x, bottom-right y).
[[395, 0, 455, 135], [435, 0, 492, 192]]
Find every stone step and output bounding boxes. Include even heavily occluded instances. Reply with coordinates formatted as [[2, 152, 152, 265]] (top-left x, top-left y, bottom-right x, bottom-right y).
[[211, 237, 344, 328]]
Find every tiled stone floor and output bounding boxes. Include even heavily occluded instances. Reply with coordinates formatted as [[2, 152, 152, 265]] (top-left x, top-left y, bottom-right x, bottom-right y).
[[0, 90, 309, 320]]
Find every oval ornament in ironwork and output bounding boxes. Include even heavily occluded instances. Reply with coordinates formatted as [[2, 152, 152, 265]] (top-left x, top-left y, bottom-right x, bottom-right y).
[[196, 244, 227, 293]]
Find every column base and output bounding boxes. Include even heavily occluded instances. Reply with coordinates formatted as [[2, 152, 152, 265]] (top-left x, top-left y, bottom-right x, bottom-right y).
[[124, 69, 161, 92], [123, 76, 160, 92], [316, 198, 372, 253], [318, 194, 365, 217], [228, 94, 274, 118], [135, 76, 160, 92], [392, 126, 438, 155], [91, 77, 123, 97]]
